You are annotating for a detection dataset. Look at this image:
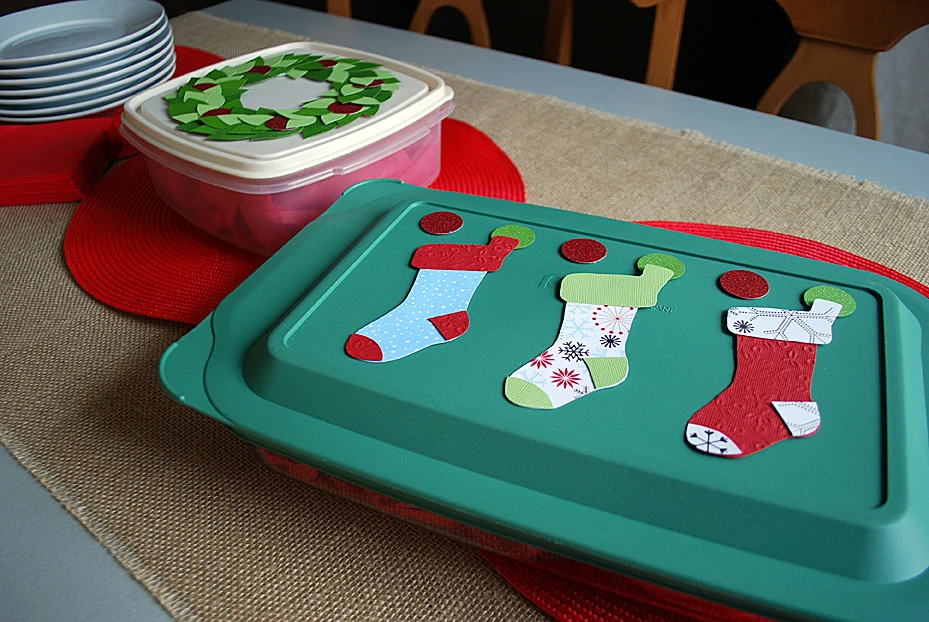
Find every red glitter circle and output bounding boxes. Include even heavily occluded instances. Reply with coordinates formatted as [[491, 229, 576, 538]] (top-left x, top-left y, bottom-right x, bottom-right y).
[[420, 211, 463, 235], [719, 269, 769, 299], [561, 238, 607, 264]]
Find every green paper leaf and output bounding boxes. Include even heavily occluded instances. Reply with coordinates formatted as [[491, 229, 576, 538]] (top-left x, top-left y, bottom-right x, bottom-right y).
[[219, 78, 246, 91], [277, 109, 314, 119], [321, 88, 340, 97], [302, 69, 331, 81], [286, 68, 307, 79], [328, 69, 350, 84], [169, 100, 198, 116], [217, 114, 243, 125], [302, 97, 336, 111], [175, 120, 204, 131], [379, 75, 400, 83], [239, 114, 274, 126], [350, 62, 380, 71], [173, 112, 201, 124], [301, 123, 331, 139], [340, 83, 363, 96], [183, 90, 209, 103], [264, 54, 287, 67], [230, 59, 257, 74], [208, 132, 250, 141], [374, 90, 392, 102], [206, 69, 227, 80], [200, 116, 229, 129], [252, 129, 300, 141], [189, 125, 217, 135], [320, 112, 344, 125], [360, 104, 379, 116], [350, 96, 381, 106], [335, 112, 361, 126], [382, 82, 400, 91], [285, 116, 318, 129], [230, 124, 259, 134]]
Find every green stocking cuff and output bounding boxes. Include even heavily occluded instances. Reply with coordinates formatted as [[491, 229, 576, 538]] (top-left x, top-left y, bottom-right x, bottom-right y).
[[559, 264, 674, 307]]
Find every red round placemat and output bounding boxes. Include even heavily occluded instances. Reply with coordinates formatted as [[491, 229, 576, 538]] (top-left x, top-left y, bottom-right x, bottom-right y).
[[65, 118, 526, 324]]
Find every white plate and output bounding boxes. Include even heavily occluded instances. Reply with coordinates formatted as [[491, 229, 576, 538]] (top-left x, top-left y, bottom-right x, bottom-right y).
[[0, 0, 164, 67], [0, 59, 174, 122], [0, 46, 174, 106], [0, 31, 173, 89], [0, 16, 169, 78]]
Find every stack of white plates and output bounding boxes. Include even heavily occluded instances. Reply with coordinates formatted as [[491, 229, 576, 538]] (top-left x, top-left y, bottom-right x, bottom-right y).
[[0, 0, 175, 123]]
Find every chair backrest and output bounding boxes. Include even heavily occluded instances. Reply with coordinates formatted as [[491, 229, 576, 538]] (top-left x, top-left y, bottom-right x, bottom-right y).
[[545, 0, 688, 90], [775, 0, 929, 52], [409, 0, 492, 48], [758, 0, 929, 139]]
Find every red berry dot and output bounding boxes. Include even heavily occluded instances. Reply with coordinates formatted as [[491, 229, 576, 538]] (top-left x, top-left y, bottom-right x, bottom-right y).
[[265, 115, 289, 130], [319, 59, 338, 67], [328, 102, 364, 114], [561, 238, 607, 264], [202, 108, 232, 117], [719, 270, 770, 299], [192, 83, 216, 91], [247, 65, 272, 74], [368, 79, 384, 87], [420, 211, 463, 235]]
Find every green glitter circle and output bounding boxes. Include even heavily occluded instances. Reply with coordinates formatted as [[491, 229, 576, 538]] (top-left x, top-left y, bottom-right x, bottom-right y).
[[636, 253, 685, 279], [491, 224, 535, 249], [803, 285, 856, 317]]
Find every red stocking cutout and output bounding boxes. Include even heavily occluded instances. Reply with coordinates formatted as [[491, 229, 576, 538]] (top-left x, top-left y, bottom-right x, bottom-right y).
[[686, 336, 818, 458]]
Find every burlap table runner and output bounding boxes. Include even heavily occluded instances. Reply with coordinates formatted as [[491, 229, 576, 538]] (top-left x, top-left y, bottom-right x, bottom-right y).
[[2, 11, 928, 621]]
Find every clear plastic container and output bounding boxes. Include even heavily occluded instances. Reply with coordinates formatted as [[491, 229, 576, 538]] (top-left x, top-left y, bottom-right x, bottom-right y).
[[121, 42, 455, 255]]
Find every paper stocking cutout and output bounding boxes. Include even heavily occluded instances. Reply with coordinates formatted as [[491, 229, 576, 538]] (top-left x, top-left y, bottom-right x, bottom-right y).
[[346, 235, 520, 362], [685, 297, 845, 458], [505, 254, 683, 409]]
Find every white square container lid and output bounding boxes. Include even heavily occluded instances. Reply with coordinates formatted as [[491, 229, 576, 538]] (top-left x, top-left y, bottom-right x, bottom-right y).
[[121, 42, 454, 179]]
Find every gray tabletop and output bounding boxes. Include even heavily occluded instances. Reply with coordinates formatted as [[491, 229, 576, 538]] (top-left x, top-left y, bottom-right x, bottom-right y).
[[2, 2, 928, 620]]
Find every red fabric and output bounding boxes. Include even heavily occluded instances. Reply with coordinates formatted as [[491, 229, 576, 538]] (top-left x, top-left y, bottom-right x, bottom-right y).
[[0, 46, 224, 205], [687, 336, 818, 457], [483, 552, 769, 622], [64, 119, 526, 324], [718, 269, 769, 299], [0, 116, 119, 205], [430, 118, 525, 201], [345, 333, 383, 361], [420, 211, 464, 235], [411, 235, 520, 271], [259, 444, 771, 621], [429, 310, 470, 340], [561, 237, 608, 264]]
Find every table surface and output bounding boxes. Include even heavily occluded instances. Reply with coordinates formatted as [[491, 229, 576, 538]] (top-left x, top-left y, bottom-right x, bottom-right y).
[[3, 2, 928, 620]]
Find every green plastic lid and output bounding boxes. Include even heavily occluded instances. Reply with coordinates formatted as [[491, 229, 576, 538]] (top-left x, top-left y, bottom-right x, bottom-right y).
[[161, 179, 929, 622]]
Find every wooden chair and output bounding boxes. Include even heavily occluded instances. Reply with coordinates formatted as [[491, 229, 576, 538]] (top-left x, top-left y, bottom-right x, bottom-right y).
[[757, 0, 929, 140], [326, 0, 351, 18], [545, 0, 687, 90], [409, 0, 492, 48]]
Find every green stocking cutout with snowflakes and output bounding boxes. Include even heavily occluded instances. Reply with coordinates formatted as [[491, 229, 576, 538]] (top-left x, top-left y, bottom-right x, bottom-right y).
[[505, 253, 684, 409]]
